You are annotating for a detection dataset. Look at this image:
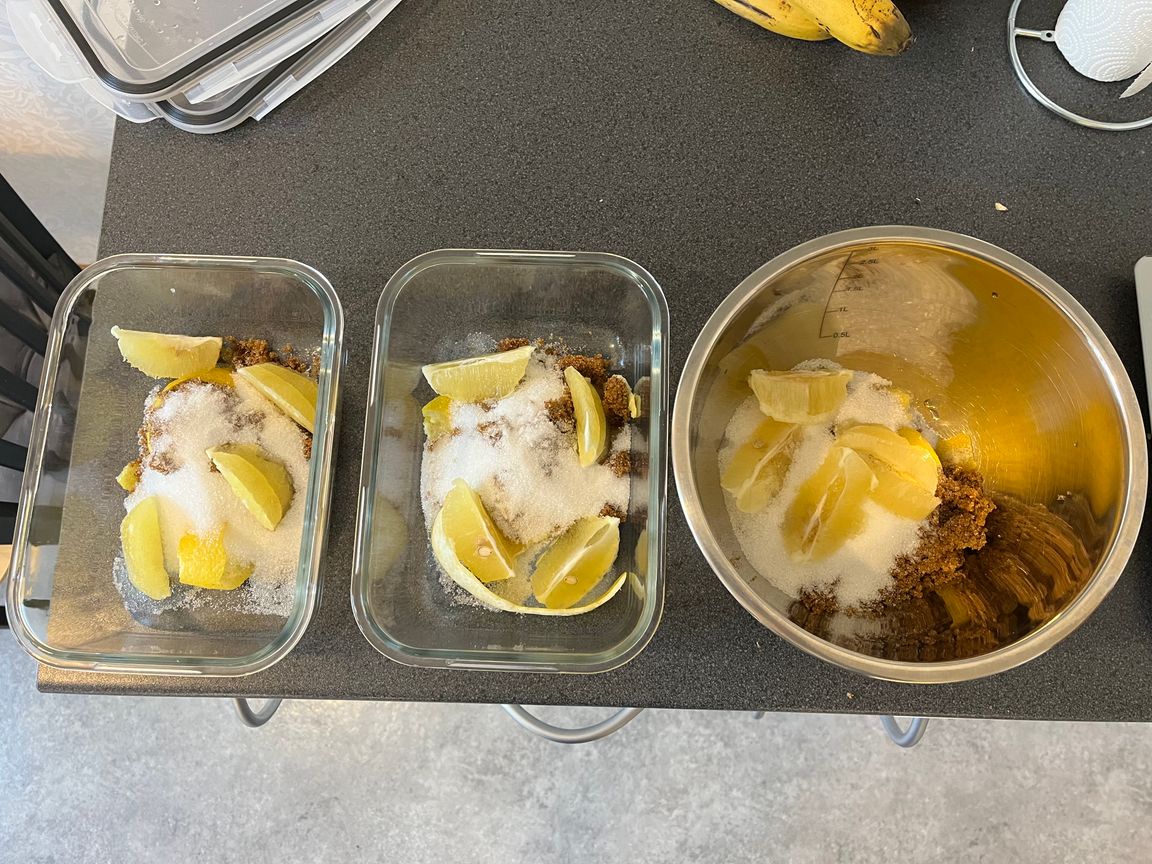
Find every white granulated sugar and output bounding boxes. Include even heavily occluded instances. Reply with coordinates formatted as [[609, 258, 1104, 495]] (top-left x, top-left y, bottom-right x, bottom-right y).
[[123, 377, 310, 617], [836, 371, 907, 431], [421, 351, 631, 548], [721, 367, 932, 609]]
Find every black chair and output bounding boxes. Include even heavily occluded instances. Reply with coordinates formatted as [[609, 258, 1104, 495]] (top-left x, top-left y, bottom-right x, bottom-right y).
[[0, 174, 81, 627]]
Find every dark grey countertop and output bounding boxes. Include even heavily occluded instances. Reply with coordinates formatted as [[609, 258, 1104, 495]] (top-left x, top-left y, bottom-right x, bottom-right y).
[[39, 0, 1152, 719]]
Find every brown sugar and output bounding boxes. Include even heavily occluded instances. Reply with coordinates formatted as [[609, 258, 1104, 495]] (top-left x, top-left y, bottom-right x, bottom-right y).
[[606, 450, 631, 478], [477, 421, 503, 443], [497, 337, 531, 352], [799, 586, 839, 616], [222, 336, 316, 375], [602, 375, 632, 427], [546, 392, 575, 433], [879, 465, 996, 605], [556, 353, 610, 388], [222, 336, 274, 368], [280, 352, 312, 375], [599, 503, 626, 520]]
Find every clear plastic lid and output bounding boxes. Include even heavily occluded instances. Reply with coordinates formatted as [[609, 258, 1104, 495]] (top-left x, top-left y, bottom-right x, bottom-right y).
[[9, 0, 368, 101], [157, 0, 398, 134]]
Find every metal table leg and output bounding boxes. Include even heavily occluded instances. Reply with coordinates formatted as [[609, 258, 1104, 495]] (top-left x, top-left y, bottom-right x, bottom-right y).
[[234, 698, 284, 727], [881, 715, 929, 748], [501, 705, 644, 744]]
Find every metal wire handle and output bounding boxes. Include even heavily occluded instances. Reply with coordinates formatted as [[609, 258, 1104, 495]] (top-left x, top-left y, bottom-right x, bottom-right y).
[[1007, 0, 1152, 131], [881, 715, 929, 748], [501, 705, 645, 743], [234, 698, 284, 727]]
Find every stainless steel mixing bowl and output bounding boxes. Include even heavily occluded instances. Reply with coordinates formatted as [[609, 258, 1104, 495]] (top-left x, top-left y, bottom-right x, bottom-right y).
[[673, 227, 1147, 683]]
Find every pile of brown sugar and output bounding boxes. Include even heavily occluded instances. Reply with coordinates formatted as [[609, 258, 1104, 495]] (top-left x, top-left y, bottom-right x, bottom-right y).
[[222, 336, 319, 376], [872, 465, 997, 609]]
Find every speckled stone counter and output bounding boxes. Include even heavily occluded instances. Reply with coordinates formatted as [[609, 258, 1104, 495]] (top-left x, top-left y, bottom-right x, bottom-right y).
[[39, 0, 1152, 719]]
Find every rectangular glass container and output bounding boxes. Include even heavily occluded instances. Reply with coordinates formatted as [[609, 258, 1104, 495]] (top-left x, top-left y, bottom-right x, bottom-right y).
[[7, 254, 343, 676], [352, 250, 667, 673]]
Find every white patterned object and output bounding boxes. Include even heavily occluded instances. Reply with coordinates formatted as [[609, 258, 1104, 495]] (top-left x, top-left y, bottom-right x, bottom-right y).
[[1054, 0, 1152, 87]]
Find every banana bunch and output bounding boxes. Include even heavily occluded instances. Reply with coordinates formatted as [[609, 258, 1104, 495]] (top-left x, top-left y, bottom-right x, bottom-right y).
[[713, 0, 911, 55]]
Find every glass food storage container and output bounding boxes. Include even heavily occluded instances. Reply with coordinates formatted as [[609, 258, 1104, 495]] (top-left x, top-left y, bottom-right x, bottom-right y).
[[7, 254, 343, 676], [352, 250, 667, 673]]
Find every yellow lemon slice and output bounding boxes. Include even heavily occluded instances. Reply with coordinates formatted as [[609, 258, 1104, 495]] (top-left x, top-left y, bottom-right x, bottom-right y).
[[421, 344, 533, 403], [235, 363, 318, 433], [531, 516, 621, 609], [782, 447, 873, 562], [438, 479, 518, 583], [162, 367, 233, 393], [120, 497, 171, 600], [206, 443, 294, 531], [111, 327, 222, 379], [869, 465, 940, 520], [721, 417, 799, 513], [149, 367, 235, 411], [836, 423, 940, 491], [431, 511, 627, 615], [116, 461, 140, 493], [936, 431, 976, 467], [749, 368, 852, 424], [899, 426, 942, 468], [564, 366, 607, 467], [421, 395, 454, 442], [177, 530, 253, 590]]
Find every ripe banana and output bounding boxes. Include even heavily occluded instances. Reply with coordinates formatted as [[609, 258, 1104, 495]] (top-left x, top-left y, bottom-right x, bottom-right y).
[[788, 0, 911, 55], [713, 0, 832, 42]]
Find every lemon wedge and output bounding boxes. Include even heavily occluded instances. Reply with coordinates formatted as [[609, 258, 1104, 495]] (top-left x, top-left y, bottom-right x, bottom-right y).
[[749, 369, 852, 424], [111, 327, 222, 379], [206, 444, 294, 531], [869, 465, 941, 520], [438, 479, 518, 583], [721, 417, 799, 513], [431, 511, 627, 615], [235, 363, 318, 433], [835, 424, 941, 520], [564, 366, 607, 467], [936, 431, 976, 467], [531, 516, 621, 609], [177, 530, 253, 590], [162, 367, 233, 393], [149, 367, 235, 411], [782, 447, 873, 562], [116, 461, 140, 493], [120, 497, 171, 600], [421, 344, 533, 403], [899, 426, 943, 468], [421, 395, 454, 442], [836, 424, 940, 492]]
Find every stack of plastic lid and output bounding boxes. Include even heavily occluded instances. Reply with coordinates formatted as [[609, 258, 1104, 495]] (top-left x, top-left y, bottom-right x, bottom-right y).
[[7, 0, 400, 133]]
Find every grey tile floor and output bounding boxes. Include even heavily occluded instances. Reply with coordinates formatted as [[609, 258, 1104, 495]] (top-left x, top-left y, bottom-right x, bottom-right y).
[[3, 9, 1152, 861], [3, 634, 1152, 862]]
